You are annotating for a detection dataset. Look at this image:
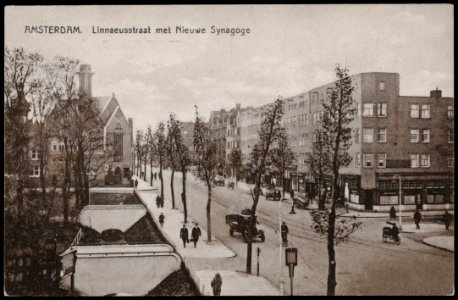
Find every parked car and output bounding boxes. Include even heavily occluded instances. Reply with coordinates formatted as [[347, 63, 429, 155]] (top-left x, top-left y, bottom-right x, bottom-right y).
[[225, 212, 265, 243], [213, 175, 225, 186]]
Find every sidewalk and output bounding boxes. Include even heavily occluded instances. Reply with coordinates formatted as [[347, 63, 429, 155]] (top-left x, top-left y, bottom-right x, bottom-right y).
[[133, 176, 280, 296], [422, 236, 454, 252], [341, 210, 454, 219]]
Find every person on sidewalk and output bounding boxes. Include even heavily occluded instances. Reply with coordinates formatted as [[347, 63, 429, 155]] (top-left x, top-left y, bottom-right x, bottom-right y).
[[160, 196, 164, 208], [180, 224, 189, 248], [211, 273, 222, 296], [134, 179, 138, 189], [156, 195, 161, 208], [443, 211, 452, 230], [159, 213, 165, 228], [281, 221, 289, 243], [414, 210, 422, 230], [389, 206, 396, 220], [191, 223, 202, 248]]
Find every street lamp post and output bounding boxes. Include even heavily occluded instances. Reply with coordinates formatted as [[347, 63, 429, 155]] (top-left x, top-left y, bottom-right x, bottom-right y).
[[393, 174, 402, 230]]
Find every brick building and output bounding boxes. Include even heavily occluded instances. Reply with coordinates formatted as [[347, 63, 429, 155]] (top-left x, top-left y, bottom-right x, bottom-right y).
[[27, 64, 134, 186]]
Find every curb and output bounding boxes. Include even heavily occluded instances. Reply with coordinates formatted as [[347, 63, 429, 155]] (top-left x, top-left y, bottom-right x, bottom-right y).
[[421, 240, 454, 253]]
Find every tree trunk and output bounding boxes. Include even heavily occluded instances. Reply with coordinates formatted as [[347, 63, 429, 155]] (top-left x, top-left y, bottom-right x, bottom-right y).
[[182, 171, 187, 223], [327, 173, 338, 296], [171, 169, 175, 209], [246, 239, 252, 274], [159, 156, 164, 200], [39, 155, 47, 205], [206, 179, 212, 242], [144, 158, 147, 180], [150, 157, 153, 186]]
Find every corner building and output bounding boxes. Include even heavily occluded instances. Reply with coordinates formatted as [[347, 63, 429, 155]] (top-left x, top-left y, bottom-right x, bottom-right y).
[[283, 72, 454, 212]]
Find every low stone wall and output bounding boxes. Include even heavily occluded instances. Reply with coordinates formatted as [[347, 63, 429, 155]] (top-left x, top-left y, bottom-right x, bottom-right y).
[[62, 244, 181, 296]]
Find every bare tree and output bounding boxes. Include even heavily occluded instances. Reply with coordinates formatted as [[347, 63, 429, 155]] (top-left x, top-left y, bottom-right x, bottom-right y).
[[269, 127, 295, 197], [193, 105, 218, 241], [145, 125, 155, 186], [312, 65, 358, 296], [306, 128, 331, 210], [229, 148, 242, 184], [166, 113, 179, 209], [4, 47, 43, 216], [172, 119, 192, 223], [153, 122, 166, 201], [246, 98, 284, 273]]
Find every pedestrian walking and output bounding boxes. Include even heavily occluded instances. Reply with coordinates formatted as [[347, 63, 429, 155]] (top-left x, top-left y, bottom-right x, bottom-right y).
[[443, 211, 452, 230], [160, 196, 164, 208], [389, 206, 396, 220], [414, 210, 422, 230], [180, 224, 189, 248], [159, 213, 165, 228], [191, 223, 202, 248], [211, 273, 223, 296], [134, 179, 138, 189], [290, 189, 295, 200], [281, 221, 289, 243], [156, 195, 161, 208]]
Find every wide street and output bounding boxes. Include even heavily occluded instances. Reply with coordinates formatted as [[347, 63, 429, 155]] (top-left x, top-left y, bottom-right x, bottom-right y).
[[147, 168, 454, 296]]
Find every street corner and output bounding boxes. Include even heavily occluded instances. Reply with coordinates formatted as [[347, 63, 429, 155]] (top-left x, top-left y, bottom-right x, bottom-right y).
[[423, 236, 454, 252], [193, 270, 280, 296]]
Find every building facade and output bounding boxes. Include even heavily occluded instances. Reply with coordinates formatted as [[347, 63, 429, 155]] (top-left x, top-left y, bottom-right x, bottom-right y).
[[27, 64, 134, 186], [207, 72, 454, 212]]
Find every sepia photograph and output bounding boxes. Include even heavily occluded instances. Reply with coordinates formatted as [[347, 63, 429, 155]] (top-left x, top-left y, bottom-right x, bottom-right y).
[[4, 4, 454, 296]]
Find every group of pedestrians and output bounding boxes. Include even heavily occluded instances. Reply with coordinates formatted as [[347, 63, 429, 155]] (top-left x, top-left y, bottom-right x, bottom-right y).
[[389, 206, 452, 230], [156, 195, 164, 208], [180, 223, 202, 248]]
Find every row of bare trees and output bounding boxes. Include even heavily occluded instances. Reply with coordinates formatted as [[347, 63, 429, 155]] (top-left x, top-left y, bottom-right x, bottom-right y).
[[4, 47, 113, 232], [133, 65, 361, 296]]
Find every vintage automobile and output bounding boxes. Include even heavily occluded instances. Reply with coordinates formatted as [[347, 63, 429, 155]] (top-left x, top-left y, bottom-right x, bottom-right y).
[[213, 175, 225, 186], [293, 197, 310, 209], [265, 188, 281, 201], [225, 212, 265, 243]]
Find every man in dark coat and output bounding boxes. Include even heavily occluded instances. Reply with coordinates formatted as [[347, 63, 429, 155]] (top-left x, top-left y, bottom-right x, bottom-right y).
[[134, 179, 138, 189], [443, 211, 452, 230], [211, 273, 223, 296], [281, 221, 289, 243], [414, 210, 422, 229], [389, 206, 396, 220], [156, 195, 161, 208], [191, 223, 202, 248], [180, 224, 189, 247], [159, 213, 165, 228]]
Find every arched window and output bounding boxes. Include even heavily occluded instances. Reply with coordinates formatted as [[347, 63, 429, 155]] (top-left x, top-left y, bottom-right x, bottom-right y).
[[115, 122, 122, 131]]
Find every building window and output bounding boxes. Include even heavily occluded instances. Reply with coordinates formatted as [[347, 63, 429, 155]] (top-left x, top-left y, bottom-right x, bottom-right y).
[[379, 82, 385, 91], [421, 129, 430, 143], [420, 154, 430, 168], [363, 154, 373, 168], [362, 103, 374, 117], [31, 150, 40, 160], [410, 129, 419, 143], [355, 128, 360, 143], [377, 153, 387, 168], [113, 133, 123, 162], [448, 105, 454, 119], [447, 156, 454, 168], [378, 103, 387, 117], [410, 104, 419, 118], [356, 153, 361, 167], [377, 128, 387, 143], [52, 144, 57, 151], [363, 128, 373, 143], [30, 166, 40, 177], [410, 154, 419, 168], [421, 104, 430, 118], [448, 129, 454, 143]]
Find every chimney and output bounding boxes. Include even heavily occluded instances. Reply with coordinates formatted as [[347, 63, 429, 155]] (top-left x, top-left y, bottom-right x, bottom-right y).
[[430, 86, 442, 98], [77, 64, 94, 98]]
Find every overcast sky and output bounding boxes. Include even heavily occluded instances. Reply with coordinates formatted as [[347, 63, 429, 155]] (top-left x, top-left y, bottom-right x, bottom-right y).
[[5, 5, 454, 132]]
